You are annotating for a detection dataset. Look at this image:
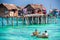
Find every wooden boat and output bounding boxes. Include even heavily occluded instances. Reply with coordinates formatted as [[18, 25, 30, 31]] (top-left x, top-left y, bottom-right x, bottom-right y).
[[36, 35, 48, 38]]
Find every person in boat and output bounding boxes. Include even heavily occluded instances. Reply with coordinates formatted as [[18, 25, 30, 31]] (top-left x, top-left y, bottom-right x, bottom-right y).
[[42, 31, 48, 37], [36, 30, 48, 38], [32, 29, 40, 36]]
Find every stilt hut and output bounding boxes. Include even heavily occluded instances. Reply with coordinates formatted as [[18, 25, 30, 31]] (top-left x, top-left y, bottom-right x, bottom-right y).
[[23, 4, 47, 24], [0, 3, 18, 17], [0, 3, 18, 26]]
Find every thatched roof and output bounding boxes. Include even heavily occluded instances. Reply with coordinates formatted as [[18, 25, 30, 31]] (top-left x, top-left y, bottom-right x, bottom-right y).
[[30, 4, 41, 9], [0, 3, 17, 10], [16, 6, 24, 10], [25, 4, 44, 10]]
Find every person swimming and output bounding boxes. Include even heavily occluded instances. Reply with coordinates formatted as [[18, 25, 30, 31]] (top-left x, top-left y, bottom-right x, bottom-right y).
[[32, 29, 40, 36]]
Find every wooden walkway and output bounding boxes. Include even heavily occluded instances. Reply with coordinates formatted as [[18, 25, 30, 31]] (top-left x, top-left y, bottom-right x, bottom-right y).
[[0, 14, 48, 26], [0, 14, 59, 26], [22, 14, 47, 25]]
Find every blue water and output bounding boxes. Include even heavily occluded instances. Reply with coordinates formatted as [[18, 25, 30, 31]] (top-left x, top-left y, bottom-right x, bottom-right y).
[[0, 17, 60, 40]]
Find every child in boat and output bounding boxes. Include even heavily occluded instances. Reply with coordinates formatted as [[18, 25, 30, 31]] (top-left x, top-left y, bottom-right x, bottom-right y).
[[32, 29, 40, 36], [42, 31, 48, 37]]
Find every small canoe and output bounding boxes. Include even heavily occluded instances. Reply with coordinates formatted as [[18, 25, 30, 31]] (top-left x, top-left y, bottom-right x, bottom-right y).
[[37, 35, 48, 38]]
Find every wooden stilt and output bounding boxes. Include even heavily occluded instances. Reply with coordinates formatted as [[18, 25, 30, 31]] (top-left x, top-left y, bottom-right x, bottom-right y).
[[41, 16, 42, 24], [12, 17, 14, 26], [26, 17, 29, 25], [32, 16, 34, 24], [16, 17, 18, 26], [2, 17, 3, 27], [46, 15, 47, 24], [7, 17, 9, 26], [22, 16, 25, 24], [38, 16, 39, 24]]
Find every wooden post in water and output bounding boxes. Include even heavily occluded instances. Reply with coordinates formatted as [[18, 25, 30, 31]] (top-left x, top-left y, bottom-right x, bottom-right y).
[[32, 16, 34, 24], [41, 16, 42, 24], [46, 15, 47, 24], [7, 16, 9, 26], [26, 17, 29, 25], [38, 16, 39, 24], [2, 17, 3, 27], [12, 17, 14, 26], [22, 16, 24, 24], [41, 15, 44, 24], [16, 17, 18, 26]]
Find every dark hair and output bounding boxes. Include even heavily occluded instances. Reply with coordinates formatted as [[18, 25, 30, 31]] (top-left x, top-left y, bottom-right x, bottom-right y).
[[45, 31, 47, 33], [35, 29, 37, 31]]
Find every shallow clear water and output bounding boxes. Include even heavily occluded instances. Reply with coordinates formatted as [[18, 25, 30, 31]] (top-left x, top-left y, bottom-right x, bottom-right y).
[[0, 17, 60, 40], [0, 24, 60, 40]]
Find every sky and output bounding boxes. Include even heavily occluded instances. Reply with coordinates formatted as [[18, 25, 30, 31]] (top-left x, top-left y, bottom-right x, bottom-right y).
[[0, 0, 60, 13]]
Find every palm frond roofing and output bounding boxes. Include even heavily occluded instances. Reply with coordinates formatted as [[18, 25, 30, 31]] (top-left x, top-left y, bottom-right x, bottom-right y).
[[3, 3, 17, 10]]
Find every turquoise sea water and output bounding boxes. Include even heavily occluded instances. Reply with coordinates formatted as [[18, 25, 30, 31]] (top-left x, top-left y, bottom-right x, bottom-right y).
[[0, 17, 60, 40]]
